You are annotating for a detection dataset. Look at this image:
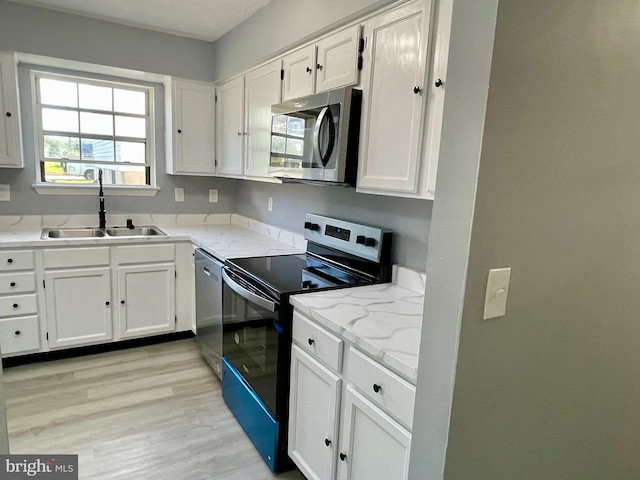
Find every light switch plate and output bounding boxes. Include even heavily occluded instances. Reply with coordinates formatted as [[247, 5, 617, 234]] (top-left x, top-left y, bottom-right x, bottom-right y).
[[174, 188, 184, 202], [483, 267, 511, 320], [209, 189, 218, 203], [0, 185, 9, 202]]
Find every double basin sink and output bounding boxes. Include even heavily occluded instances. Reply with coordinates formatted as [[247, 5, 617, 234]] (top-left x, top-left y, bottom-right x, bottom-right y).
[[41, 226, 166, 239]]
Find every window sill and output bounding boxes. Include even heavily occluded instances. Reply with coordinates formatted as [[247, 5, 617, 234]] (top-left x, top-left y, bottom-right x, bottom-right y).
[[32, 184, 159, 197]]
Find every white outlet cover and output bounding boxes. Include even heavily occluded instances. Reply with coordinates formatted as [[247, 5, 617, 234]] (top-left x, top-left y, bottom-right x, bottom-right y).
[[0, 184, 9, 202], [209, 189, 219, 203], [174, 187, 184, 202], [483, 267, 511, 320]]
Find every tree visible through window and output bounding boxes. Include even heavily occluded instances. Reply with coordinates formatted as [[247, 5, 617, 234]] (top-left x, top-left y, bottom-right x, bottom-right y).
[[34, 72, 153, 186]]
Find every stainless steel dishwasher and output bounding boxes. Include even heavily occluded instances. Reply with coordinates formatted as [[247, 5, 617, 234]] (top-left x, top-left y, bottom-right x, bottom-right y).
[[195, 248, 224, 379]]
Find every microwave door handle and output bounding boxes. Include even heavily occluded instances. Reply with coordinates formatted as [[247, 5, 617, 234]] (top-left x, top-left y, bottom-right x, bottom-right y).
[[222, 269, 278, 313], [313, 106, 336, 167]]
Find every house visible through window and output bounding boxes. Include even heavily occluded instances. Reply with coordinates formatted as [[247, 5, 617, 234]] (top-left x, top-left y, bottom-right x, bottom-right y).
[[34, 72, 153, 186]]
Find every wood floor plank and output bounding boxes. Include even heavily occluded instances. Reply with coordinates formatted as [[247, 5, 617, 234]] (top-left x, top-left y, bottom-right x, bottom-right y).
[[4, 339, 305, 480]]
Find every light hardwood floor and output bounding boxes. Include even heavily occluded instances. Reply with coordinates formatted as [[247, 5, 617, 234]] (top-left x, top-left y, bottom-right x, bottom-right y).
[[3, 339, 306, 480]]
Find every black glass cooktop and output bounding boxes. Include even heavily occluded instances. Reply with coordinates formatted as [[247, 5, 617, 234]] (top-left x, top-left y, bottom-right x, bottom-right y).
[[226, 254, 373, 297]]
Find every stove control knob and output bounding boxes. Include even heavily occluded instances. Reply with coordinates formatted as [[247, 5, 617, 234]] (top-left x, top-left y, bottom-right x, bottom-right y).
[[365, 237, 377, 247], [356, 235, 366, 245], [309, 223, 320, 231], [304, 221, 312, 229]]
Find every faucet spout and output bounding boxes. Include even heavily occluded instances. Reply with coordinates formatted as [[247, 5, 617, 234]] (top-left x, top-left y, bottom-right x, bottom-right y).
[[98, 169, 106, 229]]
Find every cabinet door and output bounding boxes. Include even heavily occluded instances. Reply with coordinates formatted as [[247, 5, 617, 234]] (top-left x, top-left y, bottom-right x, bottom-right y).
[[0, 52, 23, 168], [289, 345, 341, 480], [245, 59, 282, 178], [315, 26, 361, 94], [357, 1, 429, 193], [337, 386, 411, 480], [44, 267, 112, 348], [117, 263, 175, 339], [216, 76, 245, 176], [170, 79, 216, 175], [282, 45, 315, 101]]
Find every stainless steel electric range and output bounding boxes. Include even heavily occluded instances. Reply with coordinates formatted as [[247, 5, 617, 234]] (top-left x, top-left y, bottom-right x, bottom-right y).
[[220, 214, 392, 472]]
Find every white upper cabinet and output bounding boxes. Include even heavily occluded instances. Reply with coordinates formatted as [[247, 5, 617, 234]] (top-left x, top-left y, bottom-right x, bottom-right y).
[[244, 60, 282, 178], [0, 52, 23, 168], [167, 79, 216, 175], [357, 1, 432, 195], [315, 26, 361, 94], [215, 76, 245, 177], [282, 25, 361, 101]]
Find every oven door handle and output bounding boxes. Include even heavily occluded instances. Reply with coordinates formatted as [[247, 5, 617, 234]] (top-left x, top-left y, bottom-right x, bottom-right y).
[[222, 269, 278, 313]]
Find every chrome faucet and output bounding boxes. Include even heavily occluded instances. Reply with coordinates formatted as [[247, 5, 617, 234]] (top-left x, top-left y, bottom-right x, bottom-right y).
[[98, 169, 106, 229]]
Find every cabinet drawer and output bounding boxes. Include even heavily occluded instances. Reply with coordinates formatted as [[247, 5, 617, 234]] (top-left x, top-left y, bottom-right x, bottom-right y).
[[0, 272, 36, 294], [0, 250, 34, 271], [0, 315, 40, 354], [293, 310, 343, 372], [115, 244, 175, 264], [347, 347, 416, 430], [0, 294, 38, 318], [44, 247, 110, 268]]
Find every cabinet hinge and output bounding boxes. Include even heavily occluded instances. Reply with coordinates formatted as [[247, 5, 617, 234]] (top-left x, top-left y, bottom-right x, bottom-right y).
[[42, 280, 45, 288], [215, 159, 218, 167], [46, 332, 49, 341], [357, 56, 363, 71], [175, 316, 177, 325], [359, 38, 365, 53], [281, 69, 284, 81], [215, 94, 217, 102], [175, 271, 177, 278]]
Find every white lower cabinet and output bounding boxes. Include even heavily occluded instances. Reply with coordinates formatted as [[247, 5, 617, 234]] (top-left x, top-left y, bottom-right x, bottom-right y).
[[289, 345, 341, 480], [117, 263, 175, 339], [289, 310, 415, 480], [44, 266, 112, 348], [337, 386, 412, 480]]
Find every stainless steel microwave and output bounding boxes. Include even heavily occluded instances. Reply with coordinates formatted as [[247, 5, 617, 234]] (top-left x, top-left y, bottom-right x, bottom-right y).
[[268, 87, 362, 186]]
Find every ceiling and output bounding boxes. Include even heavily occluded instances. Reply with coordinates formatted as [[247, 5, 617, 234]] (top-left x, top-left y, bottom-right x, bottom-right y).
[[7, 0, 273, 42]]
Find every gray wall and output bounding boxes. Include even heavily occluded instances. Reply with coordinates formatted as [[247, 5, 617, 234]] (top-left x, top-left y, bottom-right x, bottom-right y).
[[216, 0, 432, 270], [236, 181, 431, 270], [442, 0, 640, 478], [211, 0, 397, 80], [0, 0, 237, 215]]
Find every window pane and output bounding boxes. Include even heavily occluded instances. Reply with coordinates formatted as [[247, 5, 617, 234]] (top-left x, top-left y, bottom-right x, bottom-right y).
[[40, 79, 77, 107], [81, 139, 115, 162], [115, 116, 146, 138], [271, 136, 286, 154], [42, 161, 98, 183], [116, 141, 146, 163], [80, 112, 113, 136], [42, 108, 79, 133], [114, 89, 146, 115], [79, 84, 112, 111], [98, 164, 147, 186], [272, 115, 287, 134], [286, 138, 304, 156], [287, 117, 305, 137], [43, 135, 80, 160]]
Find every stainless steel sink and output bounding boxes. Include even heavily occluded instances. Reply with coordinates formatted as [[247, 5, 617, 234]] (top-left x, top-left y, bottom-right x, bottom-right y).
[[105, 226, 166, 237], [42, 228, 107, 239], [41, 226, 166, 239]]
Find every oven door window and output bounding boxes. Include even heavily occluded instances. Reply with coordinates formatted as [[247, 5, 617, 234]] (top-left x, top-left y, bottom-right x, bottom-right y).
[[222, 279, 280, 416]]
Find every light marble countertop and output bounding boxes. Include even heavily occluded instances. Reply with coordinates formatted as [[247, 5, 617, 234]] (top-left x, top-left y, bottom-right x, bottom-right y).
[[290, 266, 426, 384], [0, 213, 306, 261]]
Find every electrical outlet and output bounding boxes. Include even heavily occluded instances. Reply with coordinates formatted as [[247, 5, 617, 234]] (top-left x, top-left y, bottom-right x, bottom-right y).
[[174, 188, 184, 202], [268, 197, 273, 212], [209, 189, 218, 203], [0, 185, 9, 202]]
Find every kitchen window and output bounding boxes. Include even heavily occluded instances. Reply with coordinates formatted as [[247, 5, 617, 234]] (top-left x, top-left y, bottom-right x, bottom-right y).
[[32, 72, 154, 189]]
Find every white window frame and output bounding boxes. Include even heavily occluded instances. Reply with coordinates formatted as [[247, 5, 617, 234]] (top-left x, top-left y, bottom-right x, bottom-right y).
[[30, 70, 158, 196]]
